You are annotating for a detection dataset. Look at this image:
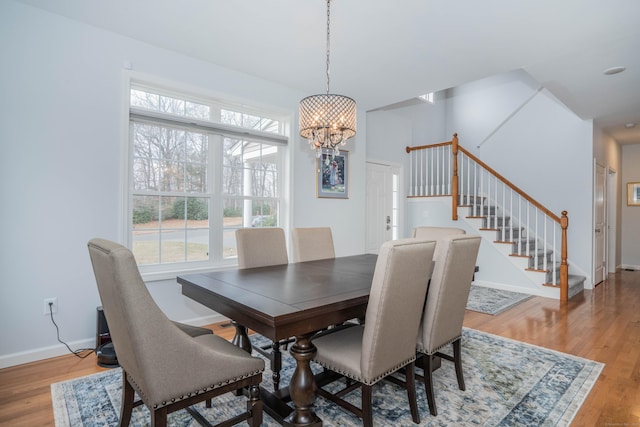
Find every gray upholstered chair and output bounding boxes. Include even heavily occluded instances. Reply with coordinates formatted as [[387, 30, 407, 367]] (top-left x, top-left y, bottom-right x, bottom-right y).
[[87, 238, 264, 427], [236, 227, 288, 269], [411, 226, 466, 260], [311, 238, 437, 427], [292, 227, 335, 262], [235, 227, 290, 390], [416, 234, 481, 416]]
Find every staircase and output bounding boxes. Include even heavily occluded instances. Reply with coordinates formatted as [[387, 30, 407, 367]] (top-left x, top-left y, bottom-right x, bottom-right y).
[[460, 199, 585, 299], [406, 134, 585, 301]]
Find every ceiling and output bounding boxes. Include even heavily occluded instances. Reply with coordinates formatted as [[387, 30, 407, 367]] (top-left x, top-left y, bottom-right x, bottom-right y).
[[16, 0, 640, 145]]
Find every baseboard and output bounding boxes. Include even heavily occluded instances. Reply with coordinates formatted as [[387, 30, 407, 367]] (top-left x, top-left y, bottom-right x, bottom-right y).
[[620, 264, 640, 271], [0, 313, 227, 369]]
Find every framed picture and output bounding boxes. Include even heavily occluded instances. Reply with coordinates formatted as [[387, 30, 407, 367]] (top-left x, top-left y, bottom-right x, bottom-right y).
[[628, 182, 640, 206], [317, 150, 349, 199]]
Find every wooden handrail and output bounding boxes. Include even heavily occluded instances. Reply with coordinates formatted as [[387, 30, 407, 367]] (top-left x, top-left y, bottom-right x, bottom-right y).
[[405, 139, 454, 153], [456, 145, 561, 224]]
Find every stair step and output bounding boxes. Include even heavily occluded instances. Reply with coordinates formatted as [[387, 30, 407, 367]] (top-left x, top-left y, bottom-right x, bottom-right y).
[[542, 275, 585, 299], [458, 195, 486, 205], [482, 216, 511, 228]]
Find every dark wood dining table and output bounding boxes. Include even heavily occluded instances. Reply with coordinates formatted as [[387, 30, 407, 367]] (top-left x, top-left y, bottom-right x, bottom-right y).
[[177, 254, 378, 427]]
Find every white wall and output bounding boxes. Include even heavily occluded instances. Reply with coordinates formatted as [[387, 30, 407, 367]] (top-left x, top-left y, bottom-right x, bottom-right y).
[[0, 2, 367, 367], [621, 144, 640, 269], [444, 70, 594, 285]]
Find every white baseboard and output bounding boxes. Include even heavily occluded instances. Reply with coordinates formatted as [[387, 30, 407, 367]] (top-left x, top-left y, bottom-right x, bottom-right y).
[[620, 264, 640, 271], [0, 313, 227, 369]]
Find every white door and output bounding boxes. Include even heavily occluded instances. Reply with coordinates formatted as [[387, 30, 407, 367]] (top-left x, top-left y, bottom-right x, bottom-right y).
[[607, 168, 617, 273], [365, 162, 398, 254], [594, 163, 606, 285]]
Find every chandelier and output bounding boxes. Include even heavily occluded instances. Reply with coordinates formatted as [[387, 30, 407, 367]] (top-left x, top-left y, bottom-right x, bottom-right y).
[[299, 0, 356, 158]]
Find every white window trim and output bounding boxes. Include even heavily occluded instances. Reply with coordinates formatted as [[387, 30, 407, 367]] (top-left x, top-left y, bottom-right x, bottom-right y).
[[120, 71, 292, 281]]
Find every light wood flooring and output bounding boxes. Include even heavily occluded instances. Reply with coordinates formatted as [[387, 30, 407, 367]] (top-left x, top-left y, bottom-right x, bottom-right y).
[[1, 270, 639, 426]]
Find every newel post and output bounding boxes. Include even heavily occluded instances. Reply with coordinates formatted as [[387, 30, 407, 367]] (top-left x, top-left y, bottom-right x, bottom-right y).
[[451, 133, 459, 220], [560, 211, 569, 303]]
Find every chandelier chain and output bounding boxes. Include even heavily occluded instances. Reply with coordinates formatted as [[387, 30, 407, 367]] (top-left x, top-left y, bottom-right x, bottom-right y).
[[326, 0, 331, 95]]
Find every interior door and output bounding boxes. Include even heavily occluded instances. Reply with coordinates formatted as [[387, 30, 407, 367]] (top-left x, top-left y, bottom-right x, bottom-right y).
[[607, 168, 617, 273], [594, 163, 606, 285], [365, 162, 394, 254]]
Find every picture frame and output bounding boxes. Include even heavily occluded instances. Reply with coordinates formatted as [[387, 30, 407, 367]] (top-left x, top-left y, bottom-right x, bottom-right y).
[[317, 150, 349, 199], [628, 182, 640, 206]]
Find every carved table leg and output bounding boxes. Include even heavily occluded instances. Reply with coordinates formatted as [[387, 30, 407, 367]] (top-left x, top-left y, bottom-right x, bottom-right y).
[[283, 333, 322, 427], [230, 321, 252, 354]]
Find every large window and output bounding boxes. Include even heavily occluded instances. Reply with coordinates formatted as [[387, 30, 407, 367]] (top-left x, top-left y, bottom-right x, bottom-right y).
[[127, 82, 288, 276]]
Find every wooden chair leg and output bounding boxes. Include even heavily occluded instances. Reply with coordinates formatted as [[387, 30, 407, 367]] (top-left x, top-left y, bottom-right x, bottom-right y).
[[247, 384, 263, 427], [151, 406, 167, 427], [453, 339, 465, 391], [405, 362, 420, 424], [362, 385, 373, 427], [119, 373, 135, 427], [424, 354, 437, 416], [271, 341, 282, 390]]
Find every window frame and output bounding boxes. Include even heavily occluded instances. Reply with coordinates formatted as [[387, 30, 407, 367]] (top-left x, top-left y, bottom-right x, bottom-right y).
[[121, 73, 290, 281]]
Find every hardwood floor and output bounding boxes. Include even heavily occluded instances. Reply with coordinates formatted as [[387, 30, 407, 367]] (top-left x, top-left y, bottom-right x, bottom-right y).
[[1, 271, 638, 426]]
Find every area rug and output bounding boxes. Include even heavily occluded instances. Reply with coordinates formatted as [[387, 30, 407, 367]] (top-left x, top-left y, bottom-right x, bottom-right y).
[[52, 329, 603, 427], [466, 285, 534, 315]]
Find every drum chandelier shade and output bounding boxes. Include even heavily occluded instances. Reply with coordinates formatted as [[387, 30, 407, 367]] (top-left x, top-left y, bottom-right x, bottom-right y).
[[299, 0, 356, 158]]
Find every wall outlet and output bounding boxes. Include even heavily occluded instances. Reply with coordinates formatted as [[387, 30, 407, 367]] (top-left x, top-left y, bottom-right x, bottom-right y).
[[44, 298, 58, 315]]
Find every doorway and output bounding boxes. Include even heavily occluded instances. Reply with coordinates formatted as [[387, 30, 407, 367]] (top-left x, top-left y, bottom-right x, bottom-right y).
[[607, 167, 617, 273], [594, 162, 606, 286], [365, 161, 401, 254]]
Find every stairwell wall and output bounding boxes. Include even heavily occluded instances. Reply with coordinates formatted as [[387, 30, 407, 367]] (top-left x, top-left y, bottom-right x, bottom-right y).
[[444, 70, 594, 287]]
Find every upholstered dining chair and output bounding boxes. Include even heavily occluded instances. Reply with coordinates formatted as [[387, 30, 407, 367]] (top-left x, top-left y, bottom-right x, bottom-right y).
[[411, 226, 466, 260], [311, 238, 437, 427], [292, 227, 335, 262], [87, 238, 264, 427], [416, 234, 481, 416], [235, 227, 290, 390]]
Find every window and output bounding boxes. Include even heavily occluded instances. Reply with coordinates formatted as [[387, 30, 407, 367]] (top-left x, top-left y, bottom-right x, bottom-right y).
[[127, 82, 288, 276]]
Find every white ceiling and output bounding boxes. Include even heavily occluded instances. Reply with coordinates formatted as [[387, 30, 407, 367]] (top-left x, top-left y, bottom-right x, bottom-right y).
[[16, 0, 640, 144]]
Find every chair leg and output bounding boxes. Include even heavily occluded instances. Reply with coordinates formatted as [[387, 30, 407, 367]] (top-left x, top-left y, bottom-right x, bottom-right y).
[[151, 406, 168, 427], [361, 385, 373, 427], [119, 373, 134, 427], [247, 384, 263, 427], [405, 362, 420, 424], [453, 338, 465, 391], [423, 354, 437, 416], [271, 341, 282, 390]]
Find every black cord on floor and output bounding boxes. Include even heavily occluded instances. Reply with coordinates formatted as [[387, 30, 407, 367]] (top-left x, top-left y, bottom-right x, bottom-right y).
[[47, 302, 96, 359]]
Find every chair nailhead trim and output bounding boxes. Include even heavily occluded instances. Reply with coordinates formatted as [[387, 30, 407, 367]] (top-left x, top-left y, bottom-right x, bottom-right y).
[[315, 357, 416, 386]]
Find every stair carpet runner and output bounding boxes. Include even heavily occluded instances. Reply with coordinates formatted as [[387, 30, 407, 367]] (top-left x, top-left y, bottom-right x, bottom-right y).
[[461, 197, 585, 299]]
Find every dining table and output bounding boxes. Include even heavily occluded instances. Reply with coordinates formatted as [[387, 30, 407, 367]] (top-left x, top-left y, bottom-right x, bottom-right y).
[[177, 254, 378, 427]]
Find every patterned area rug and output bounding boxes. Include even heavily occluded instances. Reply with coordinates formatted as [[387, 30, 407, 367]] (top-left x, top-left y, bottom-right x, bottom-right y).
[[466, 285, 534, 315], [52, 329, 602, 427]]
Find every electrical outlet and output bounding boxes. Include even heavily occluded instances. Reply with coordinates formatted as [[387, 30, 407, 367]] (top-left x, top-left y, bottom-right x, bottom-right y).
[[44, 298, 58, 315]]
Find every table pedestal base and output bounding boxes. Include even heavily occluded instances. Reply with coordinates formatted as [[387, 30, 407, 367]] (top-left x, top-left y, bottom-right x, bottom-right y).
[[283, 333, 322, 427]]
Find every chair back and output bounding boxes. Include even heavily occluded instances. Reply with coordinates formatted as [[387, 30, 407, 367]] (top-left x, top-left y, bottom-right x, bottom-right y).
[[88, 238, 265, 415], [411, 226, 466, 260], [361, 238, 436, 381], [292, 227, 335, 262], [236, 228, 288, 269], [87, 238, 176, 397], [418, 235, 481, 353]]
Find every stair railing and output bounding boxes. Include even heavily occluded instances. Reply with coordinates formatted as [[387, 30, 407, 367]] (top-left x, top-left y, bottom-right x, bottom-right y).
[[406, 134, 570, 302]]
